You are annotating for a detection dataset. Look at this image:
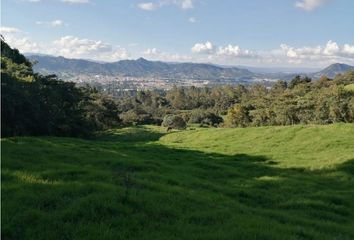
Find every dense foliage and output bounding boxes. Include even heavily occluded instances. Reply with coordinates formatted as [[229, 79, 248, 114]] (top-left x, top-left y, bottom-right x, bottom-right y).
[[161, 115, 187, 130], [2, 39, 354, 136], [1, 39, 120, 137], [114, 73, 354, 128], [224, 75, 354, 127]]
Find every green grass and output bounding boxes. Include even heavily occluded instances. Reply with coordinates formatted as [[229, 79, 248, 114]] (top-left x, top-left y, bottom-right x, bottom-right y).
[[344, 83, 354, 92], [160, 124, 354, 169], [2, 124, 354, 239]]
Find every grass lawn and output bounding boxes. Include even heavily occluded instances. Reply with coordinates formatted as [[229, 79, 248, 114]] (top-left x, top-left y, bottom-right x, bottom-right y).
[[2, 124, 354, 239]]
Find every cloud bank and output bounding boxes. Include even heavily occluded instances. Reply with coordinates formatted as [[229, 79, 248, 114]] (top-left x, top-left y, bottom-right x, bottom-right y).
[[1, 26, 353, 67]]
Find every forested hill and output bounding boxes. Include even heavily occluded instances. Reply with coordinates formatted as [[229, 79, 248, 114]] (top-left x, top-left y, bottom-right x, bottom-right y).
[[27, 55, 254, 80], [310, 63, 354, 79]]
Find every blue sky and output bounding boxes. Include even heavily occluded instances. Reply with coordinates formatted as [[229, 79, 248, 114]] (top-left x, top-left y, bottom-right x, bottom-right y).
[[1, 0, 354, 67]]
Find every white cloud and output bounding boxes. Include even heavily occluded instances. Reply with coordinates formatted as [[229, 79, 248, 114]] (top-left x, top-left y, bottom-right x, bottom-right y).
[[110, 49, 130, 61], [323, 40, 339, 55], [280, 44, 298, 58], [191, 42, 254, 59], [4, 36, 42, 53], [51, 36, 129, 61], [61, 0, 90, 4], [295, 0, 328, 11], [142, 47, 192, 62], [143, 48, 159, 55], [0, 27, 42, 53], [286, 49, 298, 58], [53, 36, 112, 55], [2, 30, 128, 61], [178, 0, 194, 9], [0, 27, 21, 33], [2, 26, 354, 67], [137, 2, 158, 11], [343, 44, 354, 55], [280, 41, 342, 58], [137, 0, 195, 11], [189, 40, 354, 67], [36, 20, 64, 27], [188, 17, 196, 23], [217, 44, 254, 58], [191, 41, 214, 54], [278, 40, 354, 66]]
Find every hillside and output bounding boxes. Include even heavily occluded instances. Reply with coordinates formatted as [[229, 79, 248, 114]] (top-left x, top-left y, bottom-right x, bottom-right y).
[[27, 54, 354, 86], [2, 124, 354, 239], [27, 55, 255, 81], [311, 63, 354, 79]]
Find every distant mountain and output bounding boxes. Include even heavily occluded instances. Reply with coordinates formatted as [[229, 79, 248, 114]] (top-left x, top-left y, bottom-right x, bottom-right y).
[[235, 66, 321, 74], [27, 55, 255, 82], [310, 63, 354, 79], [27, 55, 354, 85], [274, 63, 354, 81]]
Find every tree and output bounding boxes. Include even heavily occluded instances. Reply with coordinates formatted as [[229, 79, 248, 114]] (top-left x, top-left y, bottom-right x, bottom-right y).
[[188, 109, 223, 127], [289, 75, 311, 89], [225, 104, 251, 127], [1, 39, 122, 137], [161, 115, 187, 130]]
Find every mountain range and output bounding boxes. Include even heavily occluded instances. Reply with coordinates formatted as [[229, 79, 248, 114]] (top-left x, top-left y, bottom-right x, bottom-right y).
[[310, 63, 354, 79], [27, 54, 354, 83]]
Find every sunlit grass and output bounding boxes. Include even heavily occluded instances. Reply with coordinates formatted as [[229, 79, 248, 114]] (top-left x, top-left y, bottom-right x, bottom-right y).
[[11, 170, 61, 185], [345, 83, 354, 91], [160, 124, 354, 169], [2, 124, 354, 239]]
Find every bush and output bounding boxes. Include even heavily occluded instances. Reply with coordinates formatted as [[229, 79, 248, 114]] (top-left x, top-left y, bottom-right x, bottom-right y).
[[188, 109, 223, 127], [225, 104, 251, 127], [120, 109, 157, 125], [161, 115, 187, 130]]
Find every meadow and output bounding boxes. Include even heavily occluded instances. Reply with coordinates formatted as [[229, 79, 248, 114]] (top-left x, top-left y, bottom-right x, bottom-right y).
[[2, 124, 354, 239]]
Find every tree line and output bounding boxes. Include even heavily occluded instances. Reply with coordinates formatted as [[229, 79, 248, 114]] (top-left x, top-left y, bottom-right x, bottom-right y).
[[2, 38, 354, 137], [114, 73, 354, 128], [1, 39, 121, 137]]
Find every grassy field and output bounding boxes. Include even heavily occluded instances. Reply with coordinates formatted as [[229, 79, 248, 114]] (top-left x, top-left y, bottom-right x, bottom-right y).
[[2, 124, 354, 239], [345, 83, 354, 91]]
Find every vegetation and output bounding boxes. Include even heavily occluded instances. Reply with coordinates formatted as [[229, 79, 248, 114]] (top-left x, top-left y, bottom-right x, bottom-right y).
[[113, 74, 354, 128], [1, 39, 121, 137], [2, 40, 354, 137], [2, 39, 354, 240], [2, 124, 354, 239], [224, 76, 354, 127], [161, 114, 187, 130]]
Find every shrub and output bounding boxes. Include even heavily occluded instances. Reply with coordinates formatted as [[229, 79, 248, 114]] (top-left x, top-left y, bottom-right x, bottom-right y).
[[161, 115, 187, 130], [188, 109, 223, 127]]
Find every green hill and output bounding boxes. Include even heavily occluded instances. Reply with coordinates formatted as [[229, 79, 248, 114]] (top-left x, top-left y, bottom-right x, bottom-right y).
[[160, 124, 354, 169], [2, 124, 354, 239]]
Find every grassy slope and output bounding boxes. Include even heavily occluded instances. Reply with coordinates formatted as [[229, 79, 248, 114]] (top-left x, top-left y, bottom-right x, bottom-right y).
[[160, 124, 354, 169], [2, 124, 354, 240]]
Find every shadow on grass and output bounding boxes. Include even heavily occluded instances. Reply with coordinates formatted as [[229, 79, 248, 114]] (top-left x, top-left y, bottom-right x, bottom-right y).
[[95, 125, 165, 143], [2, 129, 354, 240], [337, 159, 354, 175]]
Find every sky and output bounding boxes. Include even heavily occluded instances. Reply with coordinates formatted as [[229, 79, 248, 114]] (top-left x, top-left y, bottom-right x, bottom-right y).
[[1, 0, 354, 68]]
